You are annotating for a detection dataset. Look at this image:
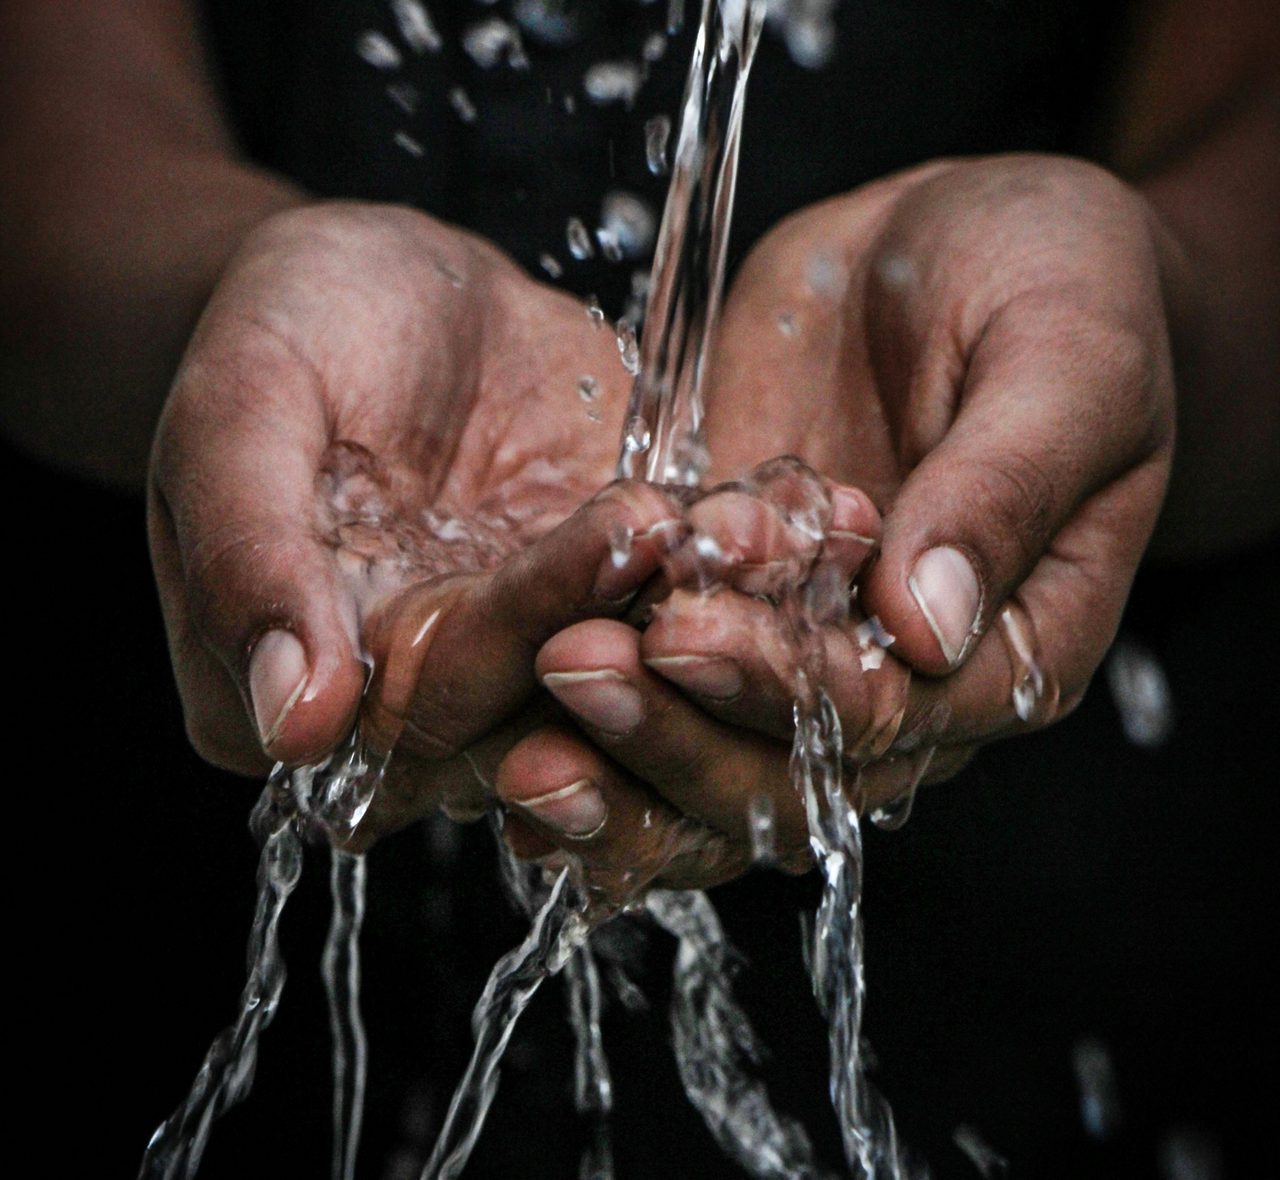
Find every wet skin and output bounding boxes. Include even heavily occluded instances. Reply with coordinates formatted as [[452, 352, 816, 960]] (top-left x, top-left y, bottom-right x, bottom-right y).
[[151, 155, 1177, 891]]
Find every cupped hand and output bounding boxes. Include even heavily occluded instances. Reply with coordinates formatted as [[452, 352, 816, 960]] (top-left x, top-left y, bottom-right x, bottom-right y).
[[148, 201, 681, 838], [496, 155, 1177, 884]]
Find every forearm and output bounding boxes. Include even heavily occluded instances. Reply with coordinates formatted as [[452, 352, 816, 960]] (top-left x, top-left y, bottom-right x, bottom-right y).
[[1109, 0, 1280, 559], [0, 1, 303, 490]]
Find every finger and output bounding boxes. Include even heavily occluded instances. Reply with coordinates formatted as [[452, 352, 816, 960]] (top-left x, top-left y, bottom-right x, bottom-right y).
[[360, 480, 685, 761], [151, 340, 367, 768], [494, 725, 739, 893], [640, 587, 911, 761], [861, 294, 1173, 675], [535, 619, 813, 865], [888, 462, 1169, 745]]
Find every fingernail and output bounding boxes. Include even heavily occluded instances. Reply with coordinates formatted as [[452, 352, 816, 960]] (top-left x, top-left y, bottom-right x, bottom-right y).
[[828, 485, 877, 539], [643, 655, 743, 701], [516, 779, 608, 838], [542, 669, 644, 734], [249, 629, 309, 749], [908, 546, 981, 667]]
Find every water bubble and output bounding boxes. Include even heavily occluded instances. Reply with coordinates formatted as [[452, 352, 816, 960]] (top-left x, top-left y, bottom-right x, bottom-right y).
[[391, 0, 443, 54], [386, 81, 421, 114], [583, 61, 643, 108], [952, 1125, 1008, 1177], [1072, 1037, 1123, 1141], [645, 115, 672, 175], [1106, 636, 1173, 748], [622, 416, 652, 454], [356, 30, 402, 70], [463, 18, 529, 70], [539, 252, 563, 279], [566, 217, 595, 260], [747, 794, 776, 864], [513, 0, 582, 46], [578, 376, 600, 403], [393, 130, 425, 157], [600, 191, 657, 260], [448, 86, 478, 123], [615, 319, 641, 376]]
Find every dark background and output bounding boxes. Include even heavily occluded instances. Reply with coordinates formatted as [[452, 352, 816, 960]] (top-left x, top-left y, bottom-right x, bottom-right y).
[[8, 0, 1278, 1176]]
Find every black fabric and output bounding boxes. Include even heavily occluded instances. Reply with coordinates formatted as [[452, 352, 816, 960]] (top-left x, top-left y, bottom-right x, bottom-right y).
[[14, 2, 1277, 1177]]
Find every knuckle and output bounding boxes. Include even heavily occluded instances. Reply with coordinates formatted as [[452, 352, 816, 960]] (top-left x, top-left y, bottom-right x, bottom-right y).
[[970, 451, 1057, 574]]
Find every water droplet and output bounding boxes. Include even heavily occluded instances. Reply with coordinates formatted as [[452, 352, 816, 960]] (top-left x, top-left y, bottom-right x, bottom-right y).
[[1106, 636, 1173, 748], [600, 191, 657, 261], [391, 0, 443, 53], [578, 376, 599, 403], [1072, 1037, 1123, 1141], [615, 319, 641, 376], [463, 18, 529, 70], [666, 0, 685, 35], [609, 524, 634, 569], [513, 0, 581, 46], [386, 81, 421, 114], [566, 217, 595, 260], [622, 416, 651, 454], [583, 61, 642, 108], [776, 311, 797, 337], [449, 86, 478, 123], [595, 227, 624, 263], [952, 1125, 1009, 1177], [645, 115, 672, 175], [394, 130, 425, 157], [642, 32, 668, 63], [998, 604, 1051, 722], [356, 30, 402, 70], [586, 296, 606, 326], [805, 249, 842, 298], [747, 794, 776, 863], [563, 93, 577, 114], [539, 252, 563, 279]]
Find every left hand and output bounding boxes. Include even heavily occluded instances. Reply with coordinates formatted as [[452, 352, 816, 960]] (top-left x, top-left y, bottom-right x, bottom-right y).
[[494, 155, 1177, 890]]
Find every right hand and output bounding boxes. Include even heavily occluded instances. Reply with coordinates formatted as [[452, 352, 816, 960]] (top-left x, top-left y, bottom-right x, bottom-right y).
[[149, 201, 682, 838]]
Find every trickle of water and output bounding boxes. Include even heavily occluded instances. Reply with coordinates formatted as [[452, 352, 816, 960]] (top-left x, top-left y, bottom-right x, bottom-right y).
[[1106, 636, 1173, 748], [583, 61, 643, 108], [449, 86, 478, 124], [622, 416, 652, 454], [323, 850, 369, 1180], [462, 18, 529, 70], [608, 523, 634, 569], [567, 217, 596, 260], [565, 944, 614, 1179], [952, 1125, 1008, 1177], [140, 739, 383, 1178], [645, 115, 672, 176], [391, 0, 444, 54], [997, 602, 1056, 724], [1072, 1037, 1123, 1141], [357, 29, 403, 70], [647, 891, 831, 1179], [616, 0, 766, 486]]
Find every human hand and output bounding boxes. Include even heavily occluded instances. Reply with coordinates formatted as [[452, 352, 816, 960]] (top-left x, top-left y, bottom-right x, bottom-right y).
[[495, 155, 1176, 885], [148, 201, 682, 839]]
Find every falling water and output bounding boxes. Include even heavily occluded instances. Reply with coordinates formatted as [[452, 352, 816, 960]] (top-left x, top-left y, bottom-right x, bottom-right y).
[[324, 850, 370, 1180], [140, 739, 381, 1179]]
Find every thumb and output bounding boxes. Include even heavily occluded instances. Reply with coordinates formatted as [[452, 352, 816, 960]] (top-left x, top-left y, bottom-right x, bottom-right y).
[[861, 299, 1171, 676], [152, 341, 366, 769]]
